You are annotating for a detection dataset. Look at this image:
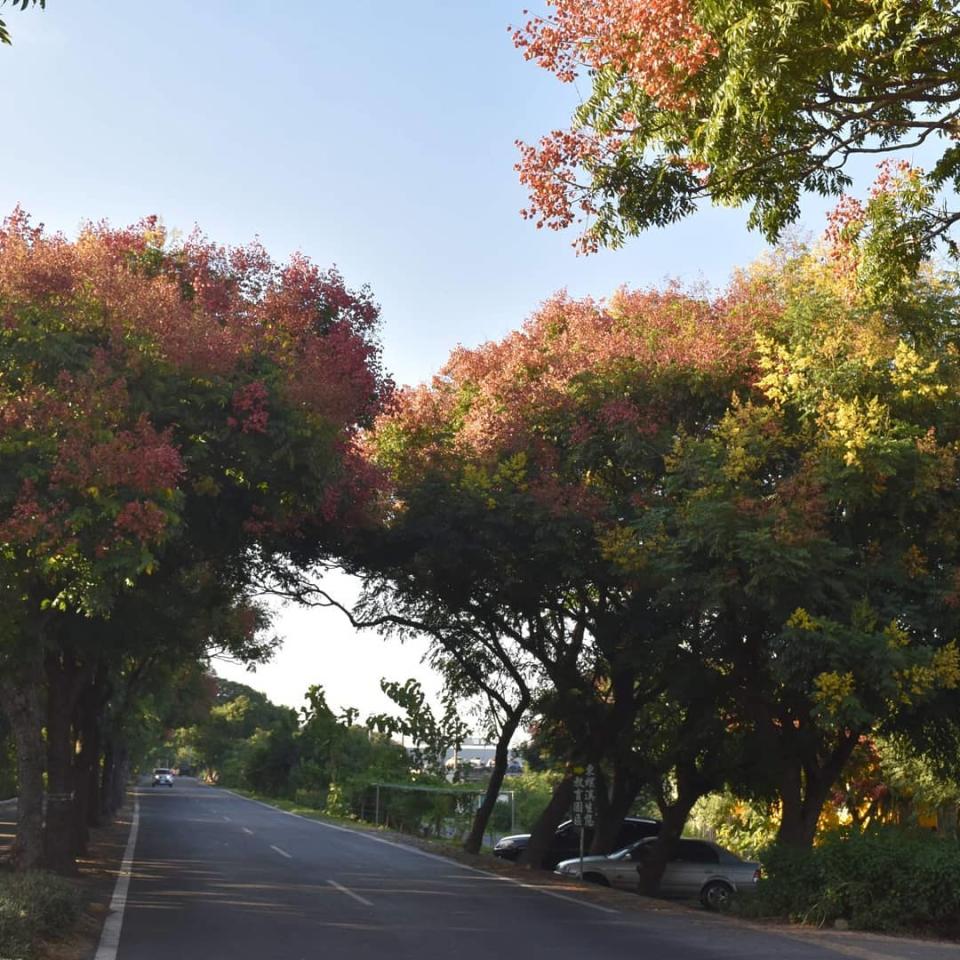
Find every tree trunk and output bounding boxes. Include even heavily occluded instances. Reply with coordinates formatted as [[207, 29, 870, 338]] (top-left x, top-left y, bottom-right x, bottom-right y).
[[100, 736, 116, 819], [72, 676, 104, 853], [463, 704, 526, 855], [937, 802, 958, 840], [776, 732, 859, 848], [0, 668, 45, 870], [637, 762, 705, 896], [43, 651, 79, 872], [518, 773, 573, 869], [109, 739, 129, 814], [589, 766, 640, 854]]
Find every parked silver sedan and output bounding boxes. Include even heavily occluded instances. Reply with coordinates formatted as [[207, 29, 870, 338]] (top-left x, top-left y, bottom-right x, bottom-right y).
[[555, 837, 760, 909]]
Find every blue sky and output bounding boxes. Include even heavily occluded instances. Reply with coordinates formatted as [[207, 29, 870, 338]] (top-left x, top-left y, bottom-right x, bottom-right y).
[[0, 1, 906, 718], [2, 1, 779, 388]]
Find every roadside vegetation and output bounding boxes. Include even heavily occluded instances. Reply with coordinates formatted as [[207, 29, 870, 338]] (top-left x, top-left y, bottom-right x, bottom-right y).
[[157, 676, 552, 845], [744, 828, 960, 939], [0, 870, 82, 960]]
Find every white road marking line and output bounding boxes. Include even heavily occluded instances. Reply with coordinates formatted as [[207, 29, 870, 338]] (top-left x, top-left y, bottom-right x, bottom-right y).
[[216, 787, 617, 915], [270, 844, 293, 859], [241, 827, 254, 835], [223, 815, 231, 821], [328, 879, 373, 906], [93, 797, 141, 960]]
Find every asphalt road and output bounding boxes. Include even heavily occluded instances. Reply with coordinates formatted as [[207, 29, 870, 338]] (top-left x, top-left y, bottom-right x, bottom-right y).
[[105, 778, 948, 960]]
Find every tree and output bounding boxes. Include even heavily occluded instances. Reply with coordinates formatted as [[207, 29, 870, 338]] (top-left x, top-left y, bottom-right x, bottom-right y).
[[0, 210, 389, 869], [362, 175, 960, 885], [654, 181, 960, 844], [362, 270, 765, 876], [513, 0, 960, 252], [0, 0, 43, 46], [368, 678, 470, 778]]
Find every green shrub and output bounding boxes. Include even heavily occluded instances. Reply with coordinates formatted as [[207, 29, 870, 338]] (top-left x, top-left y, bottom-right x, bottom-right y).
[[0, 870, 83, 959], [293, 787, 328, 810], [745, 827, 960, 935], [510, 771, 560, 832], [688, 792, 778, 860]]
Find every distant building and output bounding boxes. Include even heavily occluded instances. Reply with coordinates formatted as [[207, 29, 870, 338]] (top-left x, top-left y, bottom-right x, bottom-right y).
[[443, 739, 524, 781]]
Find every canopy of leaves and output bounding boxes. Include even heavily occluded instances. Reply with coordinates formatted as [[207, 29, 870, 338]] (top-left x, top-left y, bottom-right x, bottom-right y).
[[367, 184, 960, 819], [513, 0, 960, 252], [0, 210, 390, 616]]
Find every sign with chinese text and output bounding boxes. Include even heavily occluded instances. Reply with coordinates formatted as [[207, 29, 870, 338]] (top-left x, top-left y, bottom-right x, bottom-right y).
[[572, 764, 596, 828]]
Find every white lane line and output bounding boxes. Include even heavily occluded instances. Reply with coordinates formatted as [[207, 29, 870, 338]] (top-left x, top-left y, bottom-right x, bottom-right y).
[[270, 844, 293, 859], [216, 787, 616, 915], [241, 827, 254, 835], [223, 815, 231, 822], [328, 879, 373, 906], [94, 797, 141, 960]]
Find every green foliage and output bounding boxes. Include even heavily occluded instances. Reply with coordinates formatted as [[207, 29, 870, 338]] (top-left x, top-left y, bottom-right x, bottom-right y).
[[517, 0, 960, 253], [510, 770, 561, 832], [0, 870, 81, 958], [243, 721, 298, 797], [177, 676, 413, 815], [746, 828, 960, 936], [0, 0, 43, 46], [367, 678, 469, 777], [689, 793, 778, 861]]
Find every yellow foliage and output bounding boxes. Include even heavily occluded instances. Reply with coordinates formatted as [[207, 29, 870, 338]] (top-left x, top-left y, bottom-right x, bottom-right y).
[[901, 544, 929, 579], [932, 642, 960, 689], [884, 621, 911, 649], [896, 664, 937, 704], [713, 396, 778, 482], [890, 340, 948, 399], [813, 671, 856, 715], [818, 395, 889, 468], [493, 451, 528, 489], [598, 526, 646, 574], [890, 642, 960, 705], [786, 607, 820, 631]]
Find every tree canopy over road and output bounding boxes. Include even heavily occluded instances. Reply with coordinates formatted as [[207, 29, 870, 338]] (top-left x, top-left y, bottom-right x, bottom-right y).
[[362, 168, 960, 882], [513, 0, 960, 253], [0, 210, 389, 868]]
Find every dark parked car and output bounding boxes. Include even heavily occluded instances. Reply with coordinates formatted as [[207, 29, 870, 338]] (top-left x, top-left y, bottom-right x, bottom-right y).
[[494, 816, 661, 869]]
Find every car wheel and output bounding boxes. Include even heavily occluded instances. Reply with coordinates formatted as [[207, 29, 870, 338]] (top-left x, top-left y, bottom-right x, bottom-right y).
[[583, 873, 610, 887], [700, 880, 734, 911]]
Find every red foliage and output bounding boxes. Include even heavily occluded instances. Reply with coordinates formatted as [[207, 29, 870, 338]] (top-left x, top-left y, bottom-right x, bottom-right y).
[[376, 278, 770, 519], [512, 1, 717, 249], [512, 1, 716, 105], [0, 210, 389, 582]]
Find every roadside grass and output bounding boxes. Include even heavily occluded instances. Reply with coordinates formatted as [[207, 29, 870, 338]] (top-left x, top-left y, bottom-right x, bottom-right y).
[[0, 869, 83, 960], [221, 787, 473, 859]]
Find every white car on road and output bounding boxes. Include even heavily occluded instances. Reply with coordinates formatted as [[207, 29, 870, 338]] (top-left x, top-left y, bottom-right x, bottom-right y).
[[152, 768, 174, 787]]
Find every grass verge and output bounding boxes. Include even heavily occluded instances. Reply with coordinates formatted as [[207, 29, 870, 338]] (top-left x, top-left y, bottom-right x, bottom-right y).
[[0, 870, 83, 960]]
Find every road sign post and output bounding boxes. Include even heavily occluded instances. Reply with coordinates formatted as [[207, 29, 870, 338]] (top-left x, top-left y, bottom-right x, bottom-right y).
[[571, 764, 596, 880]]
